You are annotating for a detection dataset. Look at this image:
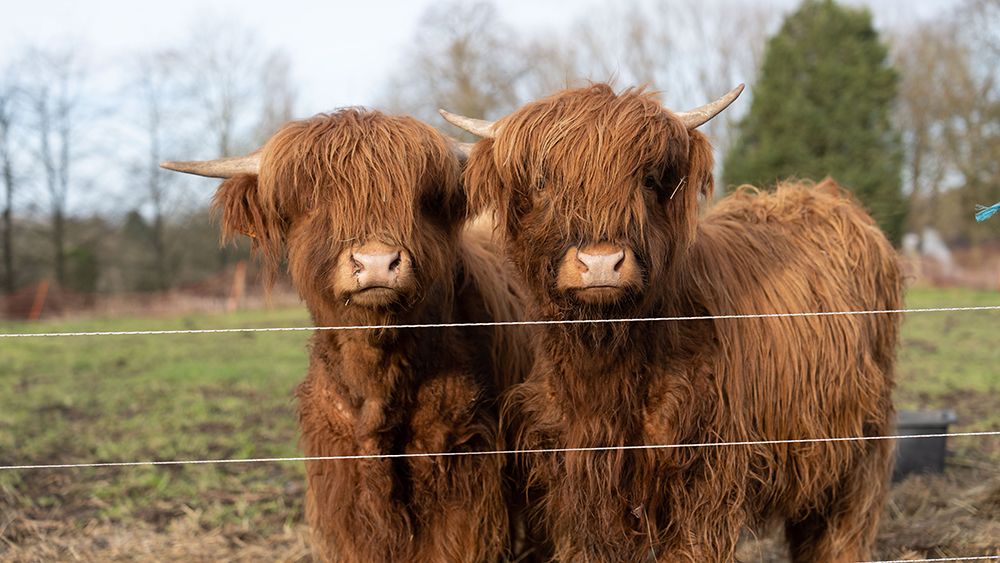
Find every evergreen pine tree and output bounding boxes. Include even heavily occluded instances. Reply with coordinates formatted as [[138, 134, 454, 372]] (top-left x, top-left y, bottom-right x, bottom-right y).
[[722, 0, 907, 244]]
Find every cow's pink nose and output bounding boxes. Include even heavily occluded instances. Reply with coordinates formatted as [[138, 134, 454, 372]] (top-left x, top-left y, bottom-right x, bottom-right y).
[[352, 250, 402, 288], [576, 248, 625, 287]]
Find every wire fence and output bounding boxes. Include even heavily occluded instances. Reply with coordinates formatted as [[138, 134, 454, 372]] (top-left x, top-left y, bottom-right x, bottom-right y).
[[3, 301, 999, 562], [3, 302, 998, 471], [1, 304, 999, 339], [2, 430, 999, 471]]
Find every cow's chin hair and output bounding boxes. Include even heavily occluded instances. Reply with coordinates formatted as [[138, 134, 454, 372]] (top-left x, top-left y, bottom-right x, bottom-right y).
[[339, 287, 413, 316], [557, 286, 645, 319], [568, 286, 629, 306]]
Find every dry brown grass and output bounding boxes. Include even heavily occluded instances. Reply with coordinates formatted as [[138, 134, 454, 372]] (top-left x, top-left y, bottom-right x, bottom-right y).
[[4, 468, 998, 562], [1, 513, 314, 562], [735, 467, 1000, 563], [3, 268, 303, 322]]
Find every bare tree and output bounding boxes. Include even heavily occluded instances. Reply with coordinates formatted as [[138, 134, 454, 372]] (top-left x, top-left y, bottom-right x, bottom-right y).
[[940, 14, 1000, 248], [172, 19, 298, 157], [182, 21, 265, 158], [0, 69, 18, 294], [967, 0, 1000, 63], [379, 0, 775, 155], [165, 20, 298, 273], [892, 21, 967, 233], [556, 1, 676, 92], [128, 50, 187, 290], [518, 36, 587, 100], [380, 0, 524, 140], [666, 0, 780, 163], [255, 51, 297, 145], [22, 46, 90, 287], [533, 0, 779, 103], [523, 0, 780, 183], [890, 1, 1000, 248]]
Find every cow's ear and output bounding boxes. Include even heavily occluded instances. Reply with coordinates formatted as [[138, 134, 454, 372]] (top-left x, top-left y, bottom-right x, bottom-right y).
[[211, 173, 284, 284], [212, 173, 264, 240], [687, 129, 716, 201]]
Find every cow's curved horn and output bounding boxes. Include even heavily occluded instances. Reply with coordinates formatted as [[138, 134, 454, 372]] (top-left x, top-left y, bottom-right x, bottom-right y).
[[674, 84, 745, 129], [439, 109, 499, 139], [159, 147, 264, 178]]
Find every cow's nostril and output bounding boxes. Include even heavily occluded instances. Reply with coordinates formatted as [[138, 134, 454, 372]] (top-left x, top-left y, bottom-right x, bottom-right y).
[[351, 248, 404, 288], [612, 250, 626, 272]]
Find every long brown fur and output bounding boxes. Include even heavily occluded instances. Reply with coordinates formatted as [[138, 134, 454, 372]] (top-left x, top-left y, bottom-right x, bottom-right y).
[[463, 84, 902, 563], [210, 109, 531, 563]]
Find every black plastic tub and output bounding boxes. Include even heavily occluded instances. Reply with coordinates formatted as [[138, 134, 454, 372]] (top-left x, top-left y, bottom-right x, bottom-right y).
[[893, 409, 959, 482]]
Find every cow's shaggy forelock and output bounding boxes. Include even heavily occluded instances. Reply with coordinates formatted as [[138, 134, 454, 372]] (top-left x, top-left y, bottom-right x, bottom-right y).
[[213, 109, 465, 314], [466, 84, 715, 317]]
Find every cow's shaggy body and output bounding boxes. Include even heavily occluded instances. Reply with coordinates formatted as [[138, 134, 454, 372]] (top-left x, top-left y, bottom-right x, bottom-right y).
[[206, 110, 530, 563], [460, 84, 903, 563]]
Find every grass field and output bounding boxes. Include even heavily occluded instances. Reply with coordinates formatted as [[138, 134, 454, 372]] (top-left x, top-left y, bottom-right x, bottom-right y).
[[0, 308, 315, 561], [1, 288, 999, 562], [895, 288, 1000, 466]]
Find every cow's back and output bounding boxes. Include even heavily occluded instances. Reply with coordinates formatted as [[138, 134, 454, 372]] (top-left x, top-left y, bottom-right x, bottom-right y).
[[684, 178, 902, 519]]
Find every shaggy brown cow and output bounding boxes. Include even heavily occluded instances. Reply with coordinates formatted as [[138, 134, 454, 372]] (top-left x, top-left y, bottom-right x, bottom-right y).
[[161, 109, 530, 563], [444, 84, 903, 563]]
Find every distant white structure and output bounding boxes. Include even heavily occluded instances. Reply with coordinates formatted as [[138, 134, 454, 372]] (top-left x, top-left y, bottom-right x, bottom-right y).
[[901, 233, 920, 257], [902, 227, 955, 285], [919, 227, 954, 275]]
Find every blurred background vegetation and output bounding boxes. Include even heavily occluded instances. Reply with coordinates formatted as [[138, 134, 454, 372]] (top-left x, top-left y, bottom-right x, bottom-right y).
[[1, 0, 999, 317]]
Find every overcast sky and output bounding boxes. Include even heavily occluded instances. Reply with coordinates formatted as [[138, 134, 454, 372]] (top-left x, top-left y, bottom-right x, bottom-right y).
[[0, 0, 966, 214], [2, 0, 604, 115], [2, 0, 961, 117]]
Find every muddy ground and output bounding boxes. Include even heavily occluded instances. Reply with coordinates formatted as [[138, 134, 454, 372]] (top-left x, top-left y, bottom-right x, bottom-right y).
[[2, 462, 998, 562]]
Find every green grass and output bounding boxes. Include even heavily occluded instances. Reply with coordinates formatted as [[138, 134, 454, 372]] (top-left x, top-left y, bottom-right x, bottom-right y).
[[1, 288, 998, 533], [0, 307, 313, 534], [896, 288, 1000, 465], [897, 288, 1000, 398]]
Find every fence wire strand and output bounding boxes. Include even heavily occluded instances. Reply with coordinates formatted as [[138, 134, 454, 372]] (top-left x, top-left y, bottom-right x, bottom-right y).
[[2, 305, 999, 339], [861, 557, 1000, 563], [3, 303, 999, 470], [3, 430, 998, 472]]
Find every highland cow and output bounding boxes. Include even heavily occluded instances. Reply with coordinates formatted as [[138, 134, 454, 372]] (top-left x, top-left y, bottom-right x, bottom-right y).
[[443, 84, 903, 563], [161, 109, 530, 563]]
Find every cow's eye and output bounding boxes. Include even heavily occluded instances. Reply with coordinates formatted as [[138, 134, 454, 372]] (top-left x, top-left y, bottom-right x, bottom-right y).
[[643, 175, 658, 190]]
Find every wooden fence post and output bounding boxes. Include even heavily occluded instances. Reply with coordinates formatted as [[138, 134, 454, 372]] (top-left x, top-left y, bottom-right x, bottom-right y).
[[227, 261, 248, 313], [29, 279, 50, 322]]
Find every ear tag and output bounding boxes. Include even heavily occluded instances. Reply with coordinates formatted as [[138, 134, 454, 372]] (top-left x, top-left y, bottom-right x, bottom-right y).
[[238, 226, 258, 239]]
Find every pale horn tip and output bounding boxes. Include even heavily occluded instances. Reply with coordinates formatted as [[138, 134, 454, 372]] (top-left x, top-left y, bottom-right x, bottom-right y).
[[159, 161, 185, 172], [675, 84, 746, 129], [439, 109, 498, 139], [157, 148, 263, 178]]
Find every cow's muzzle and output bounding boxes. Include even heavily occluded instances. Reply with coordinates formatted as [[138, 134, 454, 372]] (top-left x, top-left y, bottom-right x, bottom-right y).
[[334, 241, 413, 306], [351, 249, 403, 290], [556, 243, 641, 302]]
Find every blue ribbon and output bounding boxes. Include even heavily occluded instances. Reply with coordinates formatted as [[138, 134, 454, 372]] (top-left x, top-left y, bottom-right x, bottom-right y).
[[975, 202, 1000, 222]]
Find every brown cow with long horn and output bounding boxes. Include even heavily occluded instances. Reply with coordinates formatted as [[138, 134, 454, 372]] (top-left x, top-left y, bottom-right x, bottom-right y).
[[162, 108, 531, 563], [444, 84, 902, 563]]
